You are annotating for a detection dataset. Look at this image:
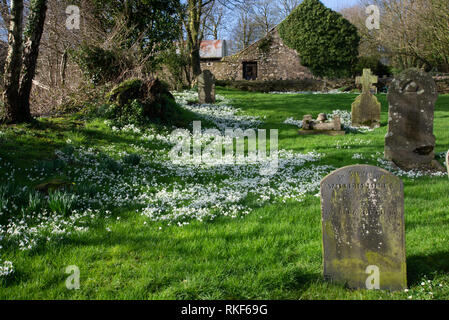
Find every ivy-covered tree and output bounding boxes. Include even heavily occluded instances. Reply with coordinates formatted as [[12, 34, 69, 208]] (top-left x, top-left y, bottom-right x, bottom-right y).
[[91, 0, 182, 69], [2, 0, 48, 124], [278, 0, 360, 78]]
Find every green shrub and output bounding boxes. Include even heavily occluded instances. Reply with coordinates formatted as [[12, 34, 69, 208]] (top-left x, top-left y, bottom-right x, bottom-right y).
[[107, 99, 148, 126], [106, 79, 146, 125], [279, 0, 360, 78], [354, 56, 392, 77], [71, 45, 128, 84], [160, 46, 189, 90]]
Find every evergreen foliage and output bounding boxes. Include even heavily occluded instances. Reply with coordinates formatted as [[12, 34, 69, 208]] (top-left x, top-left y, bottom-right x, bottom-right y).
[[279, 0, 360, 78]]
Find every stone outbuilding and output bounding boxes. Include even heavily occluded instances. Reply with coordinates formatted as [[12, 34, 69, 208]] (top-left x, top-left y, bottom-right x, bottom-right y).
[[200, 27, 313, 81]]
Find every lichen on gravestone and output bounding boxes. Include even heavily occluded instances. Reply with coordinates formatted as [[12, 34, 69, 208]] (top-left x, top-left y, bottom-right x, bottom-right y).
[[320, 165, 407, 291], [351, 69, 381, 128], [385, 68, 445, 172]]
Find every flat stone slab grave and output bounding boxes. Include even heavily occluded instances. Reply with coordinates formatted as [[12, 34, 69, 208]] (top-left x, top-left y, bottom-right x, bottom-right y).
[[299, 114, 346, 135], [320, 165, 407, 291]]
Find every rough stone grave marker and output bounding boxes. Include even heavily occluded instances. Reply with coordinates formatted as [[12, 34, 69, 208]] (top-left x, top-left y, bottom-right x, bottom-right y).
[[299, 113, 345, 136], [198, 70, 215, 104], [320, 165, 407, 291], [351, 69, 381, 128], [385, 68, 444, 172]]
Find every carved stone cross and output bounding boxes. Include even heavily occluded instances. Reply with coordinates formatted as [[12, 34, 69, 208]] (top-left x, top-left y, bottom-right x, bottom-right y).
[[356, 69, 378, 94]]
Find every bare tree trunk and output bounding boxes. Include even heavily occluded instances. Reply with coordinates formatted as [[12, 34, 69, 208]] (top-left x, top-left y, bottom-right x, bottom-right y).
[[191, 46, 202, 77], [187, 0, 204, 78], [2, 0, 24, 123], [2, 0, 48, 124], [18, 0, 48, 121]]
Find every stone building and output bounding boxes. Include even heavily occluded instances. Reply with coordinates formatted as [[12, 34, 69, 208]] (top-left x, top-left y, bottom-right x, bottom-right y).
[[200, 27, 313, 81]]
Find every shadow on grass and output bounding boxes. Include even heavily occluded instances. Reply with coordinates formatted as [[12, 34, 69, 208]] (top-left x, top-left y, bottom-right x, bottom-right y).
[[407, 251, 449, 285]]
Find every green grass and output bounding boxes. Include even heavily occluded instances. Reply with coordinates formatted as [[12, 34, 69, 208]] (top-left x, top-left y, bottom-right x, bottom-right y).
[[0, 89, 448, 300]]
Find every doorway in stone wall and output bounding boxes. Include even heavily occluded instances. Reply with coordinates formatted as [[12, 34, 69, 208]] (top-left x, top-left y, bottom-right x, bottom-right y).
[[243, 62, 258, 80]]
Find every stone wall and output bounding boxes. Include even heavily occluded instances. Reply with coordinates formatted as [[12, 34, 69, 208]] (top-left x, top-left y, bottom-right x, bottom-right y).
[[200, 28, 314, 81], [434, 76, 449, 94]]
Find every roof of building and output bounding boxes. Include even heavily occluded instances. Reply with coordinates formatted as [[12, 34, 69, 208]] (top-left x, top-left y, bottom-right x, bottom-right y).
[[222, 26, 279, 61], [200, 40, 227, 59]]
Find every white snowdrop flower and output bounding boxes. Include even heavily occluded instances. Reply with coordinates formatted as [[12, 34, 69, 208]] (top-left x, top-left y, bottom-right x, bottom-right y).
[[352, 153, 364, 160], [283, 117, 303, 128], [0, 260, 14, 277], [0, 94, 340, 252]]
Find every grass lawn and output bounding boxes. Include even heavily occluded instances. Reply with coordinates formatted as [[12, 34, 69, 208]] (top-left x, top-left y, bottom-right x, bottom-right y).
[[0, 88, 448, 299]]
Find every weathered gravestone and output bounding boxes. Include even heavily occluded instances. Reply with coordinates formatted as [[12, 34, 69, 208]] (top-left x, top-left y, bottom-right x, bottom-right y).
[[385, 68, 444, 172], [198, 70, 215, 104], [321, 165, 407, 291], [351, 69, 381, 128]]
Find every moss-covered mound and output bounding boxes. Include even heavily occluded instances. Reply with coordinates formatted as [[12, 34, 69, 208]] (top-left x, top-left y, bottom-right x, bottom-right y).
[[105, 78, 194, 127]]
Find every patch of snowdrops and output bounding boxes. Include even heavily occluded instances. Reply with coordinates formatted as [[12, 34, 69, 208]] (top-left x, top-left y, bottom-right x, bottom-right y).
[[377, 158, 447, 179], [0, 259, 13, 277], [0, 91, 336, 274], [173, 90, 262, 130], [404, 276, 448, 300]]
